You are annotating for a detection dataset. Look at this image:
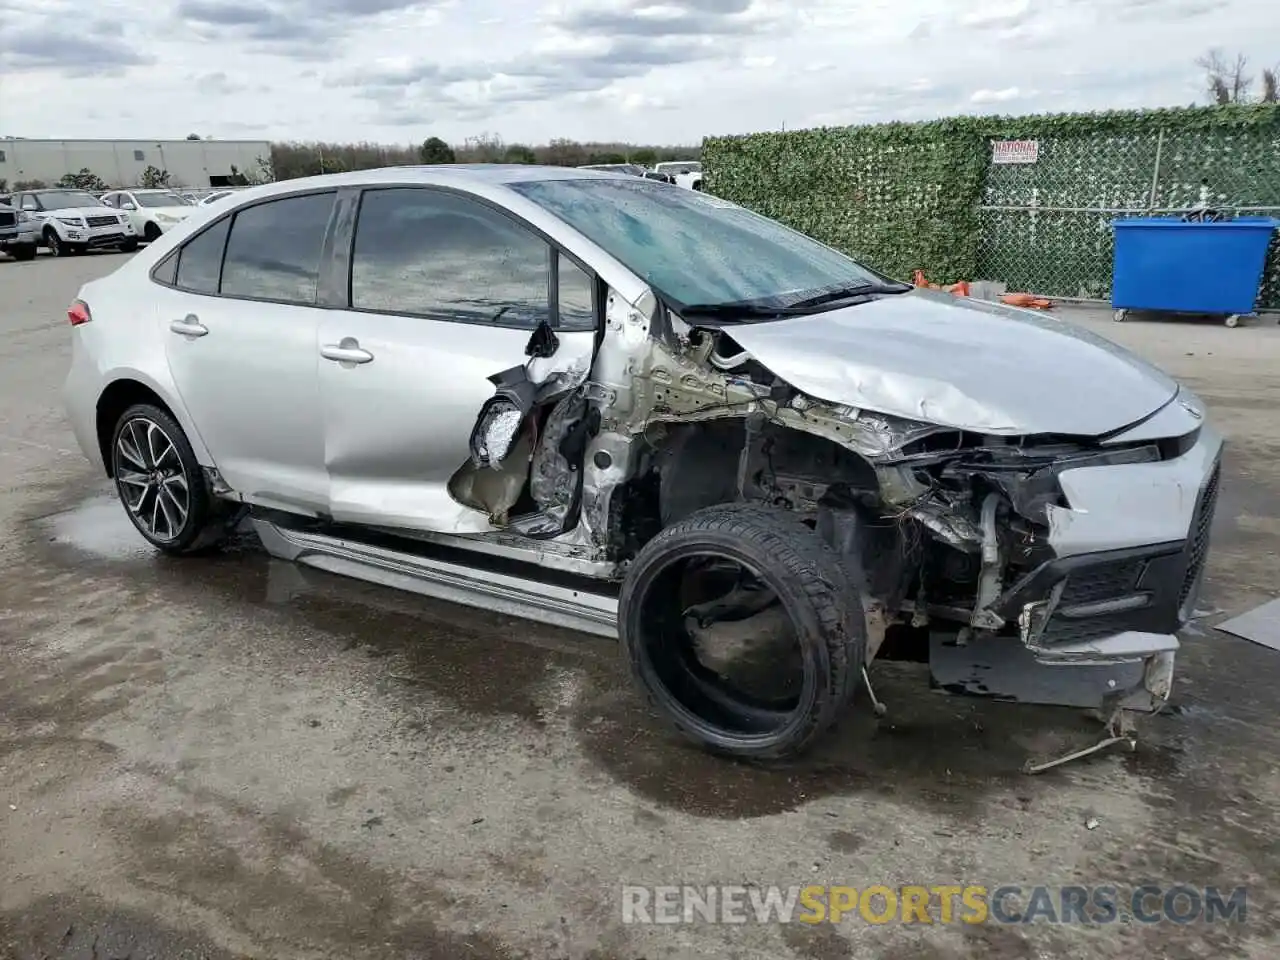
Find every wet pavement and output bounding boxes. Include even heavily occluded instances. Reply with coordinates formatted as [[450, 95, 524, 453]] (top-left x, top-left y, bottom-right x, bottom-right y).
[[2, 252, 1279, 959]]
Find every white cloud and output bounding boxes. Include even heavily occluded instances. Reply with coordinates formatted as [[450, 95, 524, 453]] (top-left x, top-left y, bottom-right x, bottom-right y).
[[1, 0, 1277, 146], [970, 87, 1023, 103]]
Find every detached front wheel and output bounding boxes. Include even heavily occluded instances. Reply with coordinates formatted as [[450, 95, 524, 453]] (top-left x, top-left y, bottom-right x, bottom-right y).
[[619, 504, 866, 760], [111, 403, 227, 555]]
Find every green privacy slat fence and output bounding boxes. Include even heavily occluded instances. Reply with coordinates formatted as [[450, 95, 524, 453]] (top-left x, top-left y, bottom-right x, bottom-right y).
[[702, 105, 1280, 310]]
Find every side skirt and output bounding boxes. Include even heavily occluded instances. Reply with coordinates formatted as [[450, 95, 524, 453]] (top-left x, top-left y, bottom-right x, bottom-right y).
[[251, 515, 621, 639]]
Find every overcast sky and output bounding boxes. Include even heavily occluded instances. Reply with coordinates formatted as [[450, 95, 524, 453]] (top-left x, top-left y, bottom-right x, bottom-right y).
[[2, 0, 1278, 145]]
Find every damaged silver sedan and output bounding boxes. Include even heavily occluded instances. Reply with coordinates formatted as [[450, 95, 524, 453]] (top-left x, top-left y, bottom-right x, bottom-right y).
[[62, 166, 1222, 760]]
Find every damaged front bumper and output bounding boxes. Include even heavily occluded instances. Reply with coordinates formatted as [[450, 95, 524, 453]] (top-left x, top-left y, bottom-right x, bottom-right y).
[[950, 423, 1223, 711]]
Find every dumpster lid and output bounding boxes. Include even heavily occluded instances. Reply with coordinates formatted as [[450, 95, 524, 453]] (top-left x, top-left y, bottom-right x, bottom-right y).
[[1112, 216, 1279, 230]]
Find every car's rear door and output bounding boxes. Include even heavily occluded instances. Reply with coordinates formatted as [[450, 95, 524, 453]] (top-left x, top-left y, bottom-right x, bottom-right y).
[[315, 185, 598, 533], [156, 190, 336, 514]]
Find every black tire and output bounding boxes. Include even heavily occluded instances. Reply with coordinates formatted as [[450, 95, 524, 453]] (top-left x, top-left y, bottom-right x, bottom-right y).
[[44, 228, 66, 257], [618, 504, 866, 760], [110, 403, 227, 555], [142, 222, 162, 243], [118, 239, 139, 253], [11, 243, 37, 261]]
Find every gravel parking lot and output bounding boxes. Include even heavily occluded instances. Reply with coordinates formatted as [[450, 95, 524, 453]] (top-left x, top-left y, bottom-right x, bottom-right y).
[[2, 250, 1279, 959]]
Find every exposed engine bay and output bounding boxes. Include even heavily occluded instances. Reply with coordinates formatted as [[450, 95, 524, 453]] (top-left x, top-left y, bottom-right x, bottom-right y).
[[451, 291, 1204, 677]]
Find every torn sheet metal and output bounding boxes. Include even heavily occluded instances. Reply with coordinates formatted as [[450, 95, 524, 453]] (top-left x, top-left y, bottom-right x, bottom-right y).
[[1215, 598, 1280, 652]]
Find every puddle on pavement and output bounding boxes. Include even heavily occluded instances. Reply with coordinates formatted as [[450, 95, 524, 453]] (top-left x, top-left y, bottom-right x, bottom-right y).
[[39, 493, 156, 562]]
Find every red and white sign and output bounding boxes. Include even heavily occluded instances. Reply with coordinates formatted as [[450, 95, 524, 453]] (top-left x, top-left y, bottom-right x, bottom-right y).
[[992, 140, 1040, 164]]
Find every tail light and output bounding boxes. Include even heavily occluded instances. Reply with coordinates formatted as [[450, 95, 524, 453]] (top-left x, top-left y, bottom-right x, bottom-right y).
[[68, 299, 91, 326]]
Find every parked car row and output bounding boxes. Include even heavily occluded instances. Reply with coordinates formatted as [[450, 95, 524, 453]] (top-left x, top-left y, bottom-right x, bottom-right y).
[[0, 187, 202, 258], [577, 160, 704, 189]]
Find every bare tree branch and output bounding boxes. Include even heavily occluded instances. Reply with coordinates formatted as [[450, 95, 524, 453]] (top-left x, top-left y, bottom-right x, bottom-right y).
[[1196, 48, 1254, 104]]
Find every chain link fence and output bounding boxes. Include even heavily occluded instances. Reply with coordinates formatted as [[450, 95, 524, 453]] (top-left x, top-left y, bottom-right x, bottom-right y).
[[976, 127, 1280, 309]]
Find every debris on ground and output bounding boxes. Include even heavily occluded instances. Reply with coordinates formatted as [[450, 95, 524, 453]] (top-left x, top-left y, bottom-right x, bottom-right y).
[[1216, 598, 1280, 652], [912, 269, 971, 296], [1000, 292, 1054, 309]]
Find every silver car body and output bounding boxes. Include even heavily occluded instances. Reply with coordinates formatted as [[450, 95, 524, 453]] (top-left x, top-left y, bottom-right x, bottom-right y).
[[62, 165, 1221, 712]]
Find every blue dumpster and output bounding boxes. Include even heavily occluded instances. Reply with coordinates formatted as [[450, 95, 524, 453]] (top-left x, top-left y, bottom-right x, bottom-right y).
[[1111, 216, 1277, 326]]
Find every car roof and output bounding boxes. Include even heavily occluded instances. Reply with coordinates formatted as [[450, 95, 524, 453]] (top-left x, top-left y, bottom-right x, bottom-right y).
[[279, 164, 627, 190]]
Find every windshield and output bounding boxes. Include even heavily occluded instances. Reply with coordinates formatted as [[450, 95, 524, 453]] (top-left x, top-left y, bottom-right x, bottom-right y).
[[509, 177, 884, 311], [656, 162, 701, 175], [38, 191, 101, 210], [136, 193, 188, 208]]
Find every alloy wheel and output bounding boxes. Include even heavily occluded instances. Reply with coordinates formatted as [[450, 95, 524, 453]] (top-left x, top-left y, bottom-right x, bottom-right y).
[[114, 417, 190, 542]]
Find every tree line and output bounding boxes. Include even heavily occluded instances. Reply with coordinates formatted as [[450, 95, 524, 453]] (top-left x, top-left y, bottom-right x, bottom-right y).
[[267, 135, 700, 181]]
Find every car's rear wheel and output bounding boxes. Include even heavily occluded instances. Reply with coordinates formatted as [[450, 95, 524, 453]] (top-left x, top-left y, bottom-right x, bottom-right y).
[[618, 504, 866, 760], [110, 403, 227, 555]]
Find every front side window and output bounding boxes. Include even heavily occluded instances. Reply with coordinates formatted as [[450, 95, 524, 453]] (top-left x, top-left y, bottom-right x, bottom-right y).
[[510, 177, 884, 312], [176, 217, 230, 294], [221, 192, 335, 304], [350, 187, 551, 328]]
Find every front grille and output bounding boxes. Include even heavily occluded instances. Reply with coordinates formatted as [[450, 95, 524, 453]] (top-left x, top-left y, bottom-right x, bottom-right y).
[[1056, 557, 1145, 607], [1036, 557, 1146, 645], [1179, 459, 1221, 612], [86, 215, 119, 228], [1038, 611, 1132, 646], [0, 209, 16, 228]]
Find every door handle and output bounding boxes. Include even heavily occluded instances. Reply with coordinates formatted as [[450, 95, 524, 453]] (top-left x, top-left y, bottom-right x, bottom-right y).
[[320, 337, 373, 365], [169, 314, 208, 337]]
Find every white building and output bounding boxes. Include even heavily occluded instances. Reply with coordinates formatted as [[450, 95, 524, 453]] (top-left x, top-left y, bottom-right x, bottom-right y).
[[0, 138, 272, 190]]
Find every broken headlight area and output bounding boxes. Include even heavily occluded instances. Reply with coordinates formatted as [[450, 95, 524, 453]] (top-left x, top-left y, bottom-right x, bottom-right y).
[[857, 434, 1165, 636]]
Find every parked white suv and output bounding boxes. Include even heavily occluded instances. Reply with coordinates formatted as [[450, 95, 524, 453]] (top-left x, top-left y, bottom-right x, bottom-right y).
[[13, 189, 137, 257], [101, 189, 195, 243], [653, 161, 703, 190]]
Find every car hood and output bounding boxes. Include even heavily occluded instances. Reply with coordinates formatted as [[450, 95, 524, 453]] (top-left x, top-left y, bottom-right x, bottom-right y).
[[719, 289, 1179, 436], [44, 207, 120, 218], [149, 206, 193, 217]]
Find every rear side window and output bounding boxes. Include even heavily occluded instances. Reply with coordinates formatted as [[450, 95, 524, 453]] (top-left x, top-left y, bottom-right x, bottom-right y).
[[152, 249, 179, 286], [176, 218, 230, 295], [349, 187, 550, 328], [220, 192, 335, 305], [557, 255, 595, 331]]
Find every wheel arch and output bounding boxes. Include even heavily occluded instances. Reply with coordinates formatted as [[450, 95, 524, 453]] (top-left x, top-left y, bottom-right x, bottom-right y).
[[95, 374, 213, 477]]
